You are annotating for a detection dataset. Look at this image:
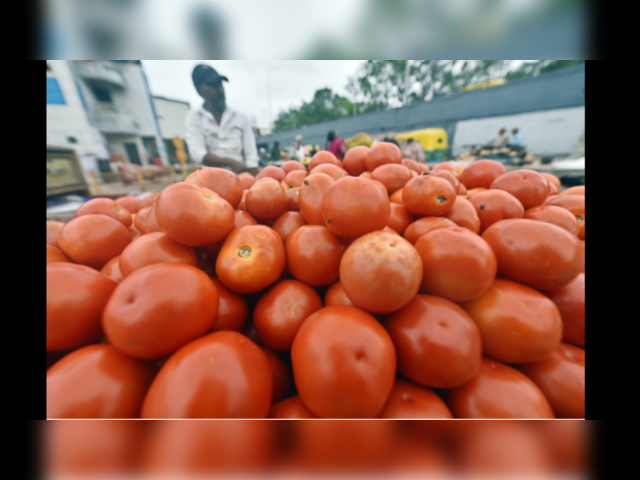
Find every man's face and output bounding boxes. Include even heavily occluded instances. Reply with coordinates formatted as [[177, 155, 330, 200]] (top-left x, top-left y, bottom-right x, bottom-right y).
[[198, 80, 226, 110]]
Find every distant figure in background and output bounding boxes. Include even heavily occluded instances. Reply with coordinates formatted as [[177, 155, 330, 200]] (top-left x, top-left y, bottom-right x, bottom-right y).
[[309, 145, 319, 157], [258, 147, 268, 166], [508, 128, 524, 148], [382, 136, 400, 147], [326, 130, 347, 161], [288, 134, 308, 161], [402, 138, 426, 163], [270, 142, 282, 161], [494, 128, 509, 148]]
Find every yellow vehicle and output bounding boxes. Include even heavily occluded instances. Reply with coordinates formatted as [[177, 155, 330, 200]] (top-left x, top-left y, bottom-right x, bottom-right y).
[[396, 128, 448, 160], [459, 78, 506, 92], [346, 132, 372, 148]]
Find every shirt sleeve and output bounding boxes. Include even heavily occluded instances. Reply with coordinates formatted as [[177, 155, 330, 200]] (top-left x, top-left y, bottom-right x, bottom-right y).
[[241, 116, 259, 168], [184, 110, 208, 165]]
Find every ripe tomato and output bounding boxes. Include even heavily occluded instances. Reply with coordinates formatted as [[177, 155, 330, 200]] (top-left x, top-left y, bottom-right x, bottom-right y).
[[185, 167, 244, 209], [466, 187, 488, 196], [118, 232, 198, 277], [324, 280, 354, 307], [403, 217, 457, 245], [309, 151, 342, 171], [457, 182, 467, 195], [461, 160, 507, 189], [467, 189, 525, 233], [291, 305, 396, 418], [340, 231, 422, 313], [490, 169, 550, 209], [310, 163, 348, 181], [418, 163, 430, 173], [141, 331, 272, 418], [451, 165, 466, 181], [238, 172, 255, 189], [378, 379, 453, 418], [461, 278, 563, 363], [259, 346, 291, 403], [253, 279, 323, 351], [237, 190, 248, 210], [429, 169, 460, 191], [384, 295, 482, 388], [268, 396, 317, 418], [533, 421, 587, 474], [517, 342, 585, 418], [101, 255, 123, 283], [286, 186, 300, 211], [543, 273, 585, 347], [233, 209, 257, 229], [269, 212, 304, 243], [207, 277, 248, 333], [343, 146, 369, 176], [46, 344, 155, 418], [285, 225, 347, 286], [541, 172, 562, 190], [442, 196, 481, 233], [548, 179, 559, 195], [283, 170, 308, 188], [155, 182, 234, 247], [143, 205, 163, 233], [402, 174, 457, 217], [386, 203, 413, 236], [401, 158, 421, 173], [103, 263, 218, 359], [245, 177, 287, 221], [359, 171, 372, 178], [133, 206, 149, 232], [560, 185, 585, 196], [281, 160, 307, 174], [524, 205, 580, 236], [47, 245, 71, 263], [545, 195, 585, 240], [432, 161, 455, 171], [47, 263, 116, 351], [76, 198, 132, 228], [216, 225, 285, 294], [58, 214, 132, 268], [414, 227, 496, 302], [321, 177, 390, 238], [138, 193, 159, 209], [447, 357, 555, 418], [47, 220, 65, 248], [298, 173, 335, 225], [389, 188, 403, 205], [371, 164, 413, 194], [255, 165, 286, 182], [482, 219, 584, 291], [365, 142, 402, 171]]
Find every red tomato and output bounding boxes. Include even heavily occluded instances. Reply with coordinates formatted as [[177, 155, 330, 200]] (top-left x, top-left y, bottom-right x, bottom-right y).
[[245, 177, 287, 221], [46, 344, 155, 418], [216, 225, 285, 294], [298, 173, 335, 225], [482, 219, 584, 291], [143, 205, 163, 233], [101, 255, 123, 283], [365, 142, 402, 171], [238, 172, 255, 189], [259, 346, 291, 403], [281, 160, 307, 174], [461, 160, 507, 188], [402, 174, 457, 217], [47, 220, 65, 248], [490, 169, 550, 209], [321, 176, 390, 238], [133, 206, 150, 232], [340, 231, 422, 313], [457, 182, 467, 195], [141, 331, 272, 418], [467, 189, 525, 233], [286, 186, 300, 211], [461, 278, 563, 363], [208, 277, 248, 333], [103, 263, 218, 359], [233, 209, 257, 229], [185, 167, 244, 208], [291, 306, 396, 418], [524, 205, 581, 236], [378, 379, 453, 418], [118, 232, 198, 277], [324, 280, 354, 307], [384, 295, 482, 388], [253, 279, 323, 351], [386, 203, 413, 236], [432, 161, 455, 171], [285, 225, 347, 287], [271, 211, 307, 243], [47, 263, 116, 351], [466, 186, 488, 196], [309, 151, 342, 171], [255, 165, 286, 182], [342, 146, 369, 176], [310, 163, 348, 181], [517, 342, 585, 418], [545, 195, 585, 240], [283, 170, 308, 188], [138, 192, 159, 208], [533, 422, 588, 474], [46, 245, 71, 263], [359, 171, 372, 178], [76, 198, 132, 228], [155, 182, 235, 247], [442, 196, 481, 233], [543, 273, 585, 347], [58, 214, 132, 268], [560, 185, 585, 196], [429, 169, 460, 191], [371, 164, 413, 194], [541, 172, 562, 190], [237, 189, 248, 211], [447, 357, 555, 418], [403, 216, 457, 245], [401, 158, 421, 173], [268, 396, 317, 418]]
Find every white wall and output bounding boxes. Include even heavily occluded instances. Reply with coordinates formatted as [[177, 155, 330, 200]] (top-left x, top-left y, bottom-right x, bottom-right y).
[[153, 97, 190, 139], [452, 106, 585, 157]]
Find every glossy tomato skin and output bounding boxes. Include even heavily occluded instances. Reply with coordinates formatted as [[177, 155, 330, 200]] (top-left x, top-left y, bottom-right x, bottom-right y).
[[443, 197, 480, 233], [543, 273, 585, 347], [233, 210, 257, 229], [141, 331, 272, 418], [517, 342, 585, 418], [541, 172, 562, 190], [101, 255, 123, 283], [342, 146, 369, 176], [271, 211, 306, 243], [389, 188, 403, 205], [340, 231, 422, 313], [461, 278, 563, 363], [291, 306, 396, 418], [58, 214, 132, 268], [208, 277, 248, 333], [115, 197, 141, 214], [286, 186, 300, 211], [238, 172, 255, 189], [461, 160, 507, 189], [447, 357, 555, 418], [429, 169, 460, 191], [245, 177, 287, 221], [155, 182, 235, 247], [283, 170, 308, 188], [524, 205, 581, 236], [490, 169, 550, 209], [467, 189, 525, 233], [216, 225, 285, 294], [138, 192, 160, 209], [545, 195, 585, 240], [371, 164, 413, 194], [482, 219, 584, 291], [384, 295, 482, 388], [309, 151, 341, 171], [133, 206, 150, 232], [118, 232, 198, 277], [143, 205, 163, 233], [47, 220, 65, 248], [285, 225, 347, 287], [402, 158, 421, 173], [378, 379, 453, 419], [403, 217, 457, 245], [281, 160, 307, 174], [415, 227, 496, 302], [560, 185, 585, 196], [185, 167, 244, 208], [259, 346, 291, 403], [324, 280, 355, 307], [76, 198, 132, 228], [310, 163, 348, 181], [365, 142, 402, 171], [253, 279, 323, 351], [402, 174, 457, 217], [386, 203, 413, 236], [103, 263, 219, 359], [321, 176, 391, 238], [47, 245, 71, 263], [47, 263, 116, 351], [255, 165, 286, 182], [298, 173, 335, 225], [268, 396, 317, 418], [46, 344, 155, 418]]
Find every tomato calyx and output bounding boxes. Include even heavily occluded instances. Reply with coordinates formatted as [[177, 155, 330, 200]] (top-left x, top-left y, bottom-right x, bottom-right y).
[[238, 245, 252, 258], [436, 195, 447, 204]]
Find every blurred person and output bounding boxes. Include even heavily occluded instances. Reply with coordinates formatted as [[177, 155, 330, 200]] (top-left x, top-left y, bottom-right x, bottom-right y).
[[402, 138, 426, 163], [309, 145, 319, 157], [288, 134, 308, 161], [185, 64, 259, 175], [494, 128, 509, 147], [270, 142, 282, 161], [508, 127, 524, 148], [326, 130, 347, 161], [258, 147, 269, 166]]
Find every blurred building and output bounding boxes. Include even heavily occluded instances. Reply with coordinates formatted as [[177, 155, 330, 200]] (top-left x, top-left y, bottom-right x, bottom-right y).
[[152, 95, 191, 164]]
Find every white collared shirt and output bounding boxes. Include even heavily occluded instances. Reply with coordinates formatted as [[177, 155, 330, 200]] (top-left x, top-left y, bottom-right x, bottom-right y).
[[185, 105, 259, 168]]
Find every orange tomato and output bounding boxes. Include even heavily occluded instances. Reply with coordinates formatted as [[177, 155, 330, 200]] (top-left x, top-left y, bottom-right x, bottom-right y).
[[76, 198, 132, 228], [118, 232, 198, 277], [524, 205, 580, 236], [310, 163, 348, 181], [272, 211, 306, 243], [389, 188, 403, 205], [451, 165, 466, 182], [401, 158, 421, 173], [431, 161, 455, 171], [378, 379, 453, 418], [467, 189, 525, 234], [281, 160, 307, 174], [403, 217, 457, 245], [234, 210, 257, 229], [286, 186, 300, 211], [466, 187, 488, 196], [429, 169, 460, 190], [343, 146, 370, 176], [47, 245, 72, 263], [543, 273, 585, 347], [47, 220, 65, 248], [283, 170, 308, 188], [237, 189, 248, 211], [101, 256, 123, 283], [371, 164, 413, 194], [259, 346, 291, 403], [185, 167, 244, 209], [545, 195, 585, 240], [324, 280, 354, 307], [490, 169, 550, 209], [365, 142, 402, 171], [560, 185, 585, 196], [238, 172, 255, 189], [386, 203, 413, 236], [269, 396, 317, 418], [255, 165, 285, 182], [309, 151, 342, 171], [208, 277, 249, 333], [443, 196, 481, 233], [402, 174, 457, 217], [245, 177, 287, 221], [461, 160, 507, 189], [138, 193, 160, 209], [115, 196, 141, 214], [541, 172, 562, 189], [298, 173, 335, 225], [359, 171, 372, 178]]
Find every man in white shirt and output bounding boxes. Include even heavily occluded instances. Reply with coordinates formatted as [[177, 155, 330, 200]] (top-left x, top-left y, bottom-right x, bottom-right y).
[[185, 64, 259, 174], [288, 134, 308, 161]]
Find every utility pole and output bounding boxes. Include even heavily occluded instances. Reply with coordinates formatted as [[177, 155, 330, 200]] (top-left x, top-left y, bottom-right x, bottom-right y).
[[403, 60, 411, 105]]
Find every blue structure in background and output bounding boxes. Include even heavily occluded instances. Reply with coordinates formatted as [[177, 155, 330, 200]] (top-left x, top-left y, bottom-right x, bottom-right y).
[[46, 78, 66, 105]]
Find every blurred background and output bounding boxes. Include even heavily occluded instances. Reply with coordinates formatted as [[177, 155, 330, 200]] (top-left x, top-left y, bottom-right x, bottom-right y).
[[44, 0, 589, 59]]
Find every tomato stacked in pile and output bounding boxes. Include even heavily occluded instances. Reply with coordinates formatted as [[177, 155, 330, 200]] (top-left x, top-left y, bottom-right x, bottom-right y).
[[46, 144, 585, 419]]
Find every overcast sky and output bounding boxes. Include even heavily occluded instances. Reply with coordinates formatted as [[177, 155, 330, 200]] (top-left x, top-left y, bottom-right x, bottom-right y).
[[142, 61, 366, 129]]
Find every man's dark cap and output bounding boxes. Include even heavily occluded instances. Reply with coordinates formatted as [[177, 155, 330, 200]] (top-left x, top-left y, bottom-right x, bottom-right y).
[[192, 64, 229, 88]]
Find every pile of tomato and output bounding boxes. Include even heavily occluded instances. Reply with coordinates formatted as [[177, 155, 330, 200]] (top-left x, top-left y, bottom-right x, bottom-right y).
[[46, 142, 585, 418]]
